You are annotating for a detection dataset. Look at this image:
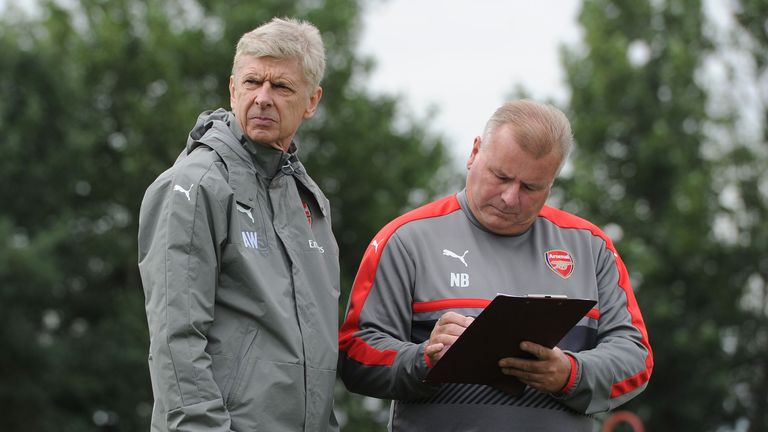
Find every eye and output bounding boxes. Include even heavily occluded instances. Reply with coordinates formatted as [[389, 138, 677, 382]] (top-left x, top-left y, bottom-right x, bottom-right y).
[[491, 170, 508, 182], [523, 183, 544, 192], [273, 82, 296, 94], [243, 77, 263, 87]]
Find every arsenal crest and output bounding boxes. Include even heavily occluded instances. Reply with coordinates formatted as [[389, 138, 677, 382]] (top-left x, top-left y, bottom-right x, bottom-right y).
[[546, 249, 574, 279]]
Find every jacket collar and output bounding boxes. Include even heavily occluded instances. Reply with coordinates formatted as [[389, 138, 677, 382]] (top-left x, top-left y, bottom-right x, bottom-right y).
[[185, 109, 327, 216], [227, 113, 300, 180]]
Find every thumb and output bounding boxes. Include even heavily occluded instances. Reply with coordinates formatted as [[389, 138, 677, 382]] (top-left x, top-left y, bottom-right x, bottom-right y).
[[425, 342, 445, 356]]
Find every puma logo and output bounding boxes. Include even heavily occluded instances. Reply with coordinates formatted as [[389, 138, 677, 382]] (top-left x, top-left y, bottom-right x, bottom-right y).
[[371, 238, 383, 253], [173, 184, 193, 201], [236, 204, 254, 224], [442, 249, 469, 267]]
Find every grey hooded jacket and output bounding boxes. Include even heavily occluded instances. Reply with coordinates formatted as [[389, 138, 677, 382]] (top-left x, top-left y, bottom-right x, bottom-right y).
[[138, 109, 339, 431]]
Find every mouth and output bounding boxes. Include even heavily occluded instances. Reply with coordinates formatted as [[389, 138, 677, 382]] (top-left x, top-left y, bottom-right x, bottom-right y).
[[248, 115, 276, 125], [488, 204, 517, 215]]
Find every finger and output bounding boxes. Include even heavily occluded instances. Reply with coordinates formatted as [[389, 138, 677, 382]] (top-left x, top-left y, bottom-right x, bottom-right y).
[[499, 359, 530, 374], [437, 311, 471, 327], [436, 311, 459, 324], [499, 358, 547, 376], [498, 357, 526, 368], [500, 366, 521, 377], [425, 342, 448, 365], [430, 333, 460, 347], [500, 367, 541, 384], [435, 322, 472, 336], [520, 341, 550, 360]]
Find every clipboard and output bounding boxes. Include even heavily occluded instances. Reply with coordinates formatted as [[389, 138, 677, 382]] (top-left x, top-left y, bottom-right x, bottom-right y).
[[424, 294, 597, 395]]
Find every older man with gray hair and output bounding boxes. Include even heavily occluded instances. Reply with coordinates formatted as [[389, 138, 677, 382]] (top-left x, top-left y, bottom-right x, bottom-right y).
[[139, 17, 339, 431]]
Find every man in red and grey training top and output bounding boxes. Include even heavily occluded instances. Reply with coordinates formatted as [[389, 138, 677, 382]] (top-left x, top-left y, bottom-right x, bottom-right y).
[[338, 100, 653, 431]]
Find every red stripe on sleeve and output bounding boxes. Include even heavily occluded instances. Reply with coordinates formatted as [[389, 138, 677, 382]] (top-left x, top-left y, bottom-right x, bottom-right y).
[[586, 308, 600, 320], [540, 206, 654, 398], [424, 350, 434, 369], [607, 251, 654, 398], [339, 195, 462, 366], [558, 353, 579, 395]]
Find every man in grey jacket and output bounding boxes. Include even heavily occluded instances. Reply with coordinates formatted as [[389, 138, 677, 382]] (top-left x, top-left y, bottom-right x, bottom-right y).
[[138, 17, 339, 431]]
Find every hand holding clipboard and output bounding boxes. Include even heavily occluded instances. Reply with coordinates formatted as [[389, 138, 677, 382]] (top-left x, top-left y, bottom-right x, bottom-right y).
[[424, 294, 596, 396]]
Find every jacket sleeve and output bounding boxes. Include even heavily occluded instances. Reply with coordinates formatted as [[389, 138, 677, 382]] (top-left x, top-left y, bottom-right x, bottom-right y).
[[138, 157, 232, 431], [557, 242, 653, 414], [338, 231, 439, 400]]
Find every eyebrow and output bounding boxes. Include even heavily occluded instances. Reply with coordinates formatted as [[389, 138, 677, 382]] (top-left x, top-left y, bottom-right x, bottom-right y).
[[490, 167, 549, 189]]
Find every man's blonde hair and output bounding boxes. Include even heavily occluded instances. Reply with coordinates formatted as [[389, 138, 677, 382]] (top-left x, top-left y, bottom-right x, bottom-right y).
[[482, 100, 573, 172], [232, 17, 326, 90]]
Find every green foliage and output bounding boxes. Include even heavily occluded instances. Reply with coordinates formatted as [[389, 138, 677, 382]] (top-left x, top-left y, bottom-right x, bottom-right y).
[[561, 0, 768, 430], [719, 1, 768, 429], [6, 0, 765, 430], [0, 0, 453, 430]]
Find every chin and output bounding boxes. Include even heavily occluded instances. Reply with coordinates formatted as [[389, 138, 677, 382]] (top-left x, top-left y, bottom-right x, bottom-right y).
[[480, 219, 510, 234], [246, 132, 275, 144], [484, 217, 527, 235]]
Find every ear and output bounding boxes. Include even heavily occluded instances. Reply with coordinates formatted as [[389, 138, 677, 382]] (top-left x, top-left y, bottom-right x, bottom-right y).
[[467, 136, 482, 170], [229, 75, 236, 110], [303, 86, 323, 119]]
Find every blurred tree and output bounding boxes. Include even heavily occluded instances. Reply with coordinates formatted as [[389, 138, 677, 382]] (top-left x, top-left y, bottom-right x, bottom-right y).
[[0, 0, 455, 430], [558, 0, 767, 430], [719, 0, 768, 430]]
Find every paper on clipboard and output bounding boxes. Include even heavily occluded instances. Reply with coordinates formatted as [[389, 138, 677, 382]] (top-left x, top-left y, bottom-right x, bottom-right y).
[[424, 294, 596, 395]]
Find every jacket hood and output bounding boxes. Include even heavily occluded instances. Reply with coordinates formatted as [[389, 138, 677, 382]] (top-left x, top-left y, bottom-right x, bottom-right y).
[[181, 108, 328, 216], [186, 108, 242, 154], [185, 108, 294, 179]]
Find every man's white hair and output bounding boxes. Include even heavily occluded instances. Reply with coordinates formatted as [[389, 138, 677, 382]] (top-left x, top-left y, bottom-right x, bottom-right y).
[[232, 17, 326, 90]]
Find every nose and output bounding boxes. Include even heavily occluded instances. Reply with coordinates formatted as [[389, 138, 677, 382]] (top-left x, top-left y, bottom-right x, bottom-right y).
[[253, 82, 274, 108], [499, 182, 520, 209]]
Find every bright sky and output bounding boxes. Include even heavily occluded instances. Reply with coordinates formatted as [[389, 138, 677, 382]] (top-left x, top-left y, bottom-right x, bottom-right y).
[[358, 0, 582, 166], [0, 0, 583, 167]]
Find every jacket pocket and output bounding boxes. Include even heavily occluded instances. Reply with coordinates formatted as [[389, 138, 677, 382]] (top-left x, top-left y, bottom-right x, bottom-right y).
[[305, 365, 338, 431], [227, 360, 307, 431], [212, 325, 259, 406]]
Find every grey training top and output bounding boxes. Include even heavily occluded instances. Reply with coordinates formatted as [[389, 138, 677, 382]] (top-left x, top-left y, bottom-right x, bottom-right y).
[[339, 191, 652, 432]]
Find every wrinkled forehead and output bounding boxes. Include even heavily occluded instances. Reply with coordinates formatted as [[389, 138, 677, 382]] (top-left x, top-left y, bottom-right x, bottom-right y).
[[483, 130, 562, 181], [233, 55, 312, 91], [234, 54, 301, 73]]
